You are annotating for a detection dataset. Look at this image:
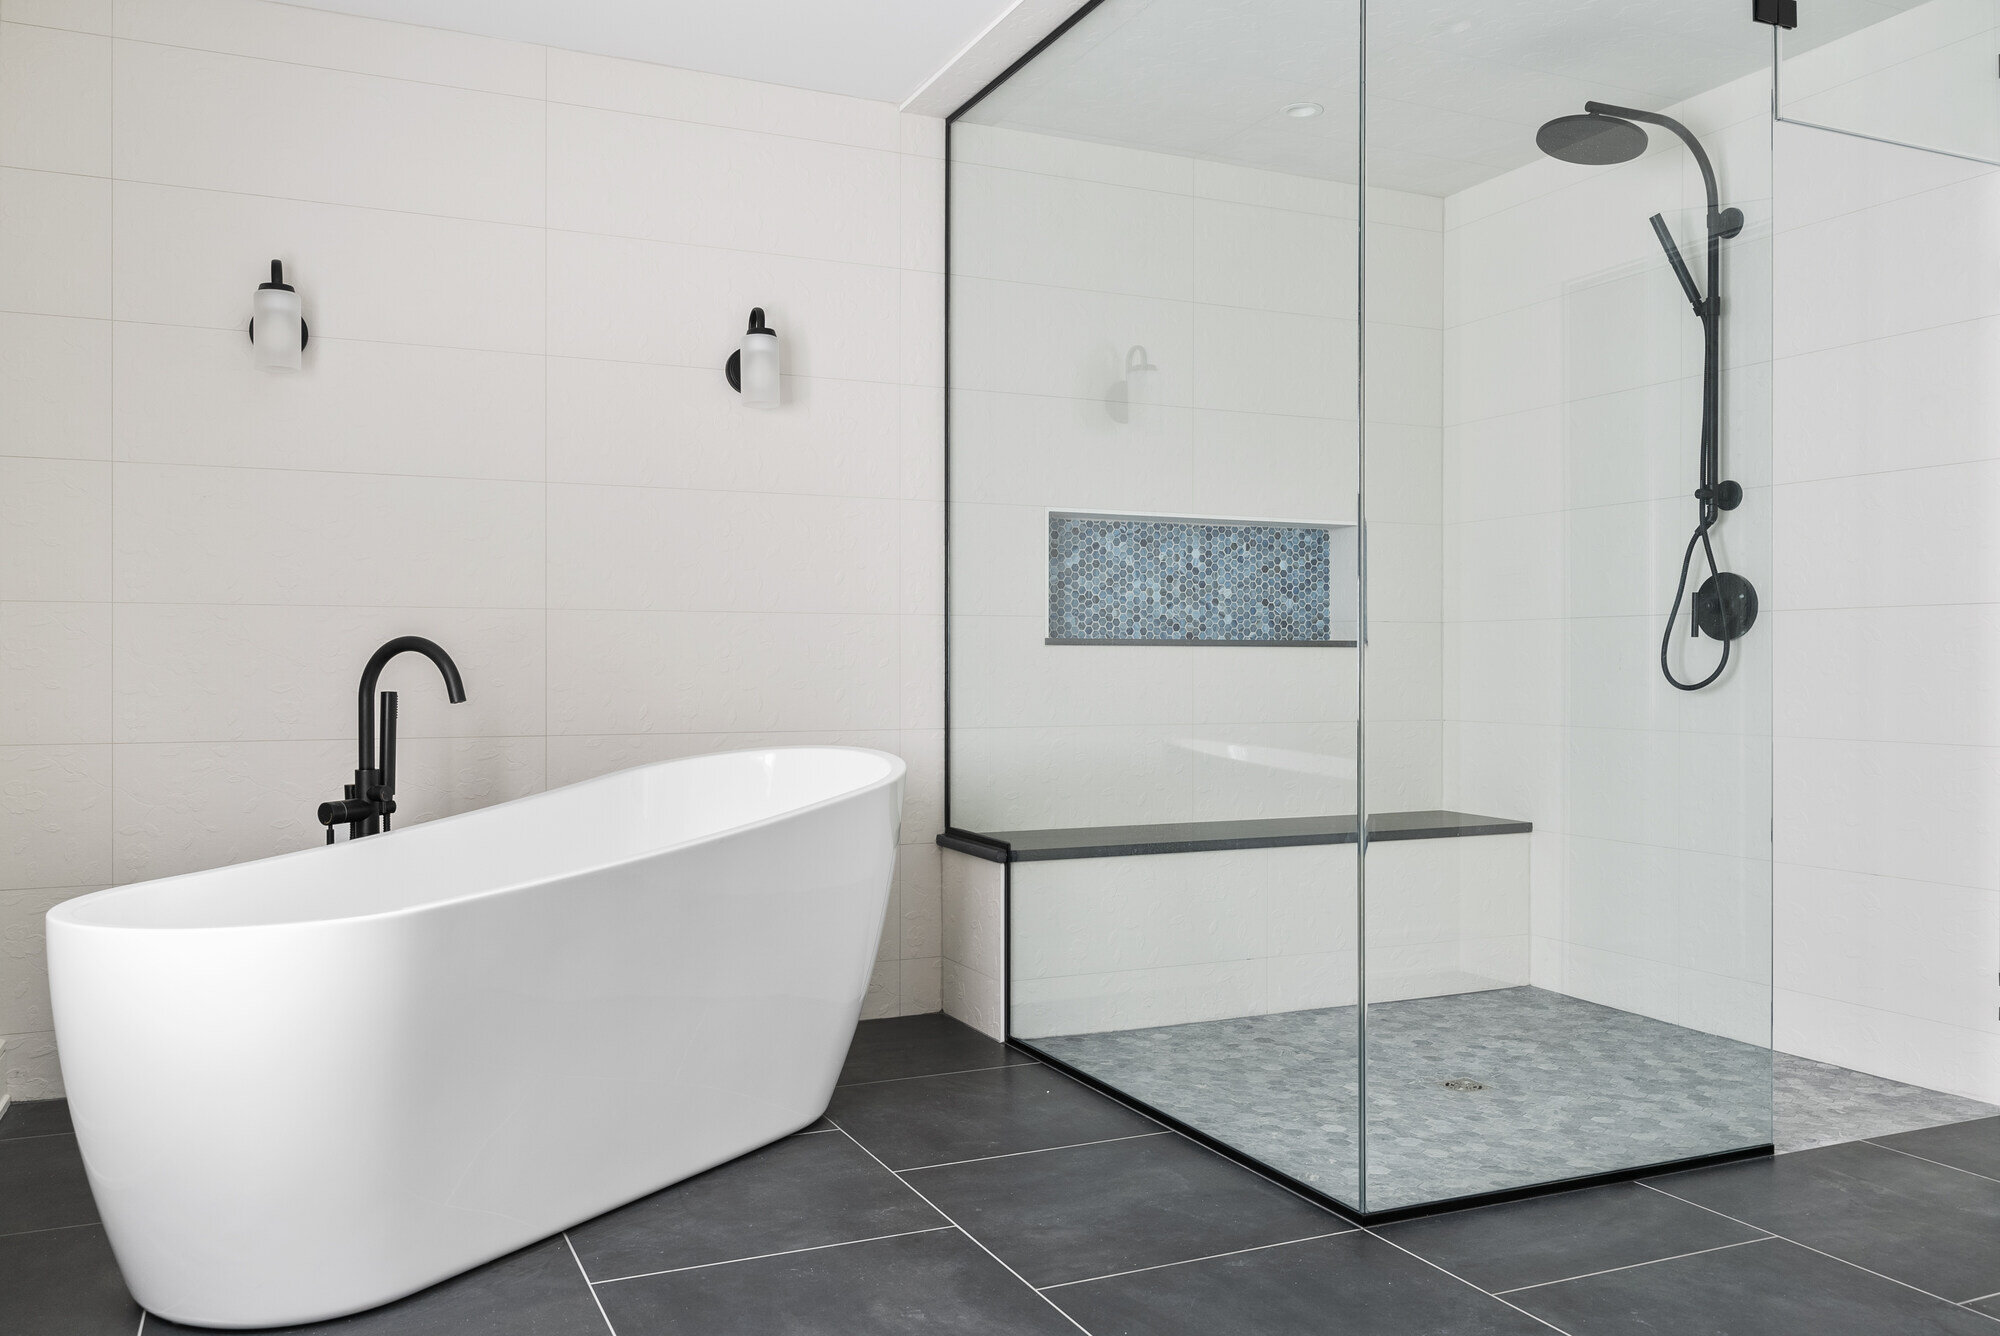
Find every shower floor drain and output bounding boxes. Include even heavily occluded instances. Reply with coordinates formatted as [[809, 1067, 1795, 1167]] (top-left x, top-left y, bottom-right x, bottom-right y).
[[1441, 1078, 1487, 1092]]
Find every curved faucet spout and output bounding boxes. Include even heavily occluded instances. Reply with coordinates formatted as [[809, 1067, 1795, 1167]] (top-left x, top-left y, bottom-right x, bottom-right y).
[[357, 636, 467, 773]]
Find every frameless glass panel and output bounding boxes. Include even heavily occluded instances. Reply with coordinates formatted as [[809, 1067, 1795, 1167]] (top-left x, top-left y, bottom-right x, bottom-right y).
[[1778, 0, 2000, 163], [949, 0, 1366, 1206], [1361, 0, 1775, 1212]]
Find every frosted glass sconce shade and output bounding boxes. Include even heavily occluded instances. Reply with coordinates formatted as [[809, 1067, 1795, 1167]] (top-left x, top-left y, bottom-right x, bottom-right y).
[[249, 260, 306, 372], [725, 307, 781, 408]]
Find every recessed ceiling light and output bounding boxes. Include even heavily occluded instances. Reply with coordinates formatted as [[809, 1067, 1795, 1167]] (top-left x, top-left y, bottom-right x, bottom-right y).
[[1284, 101, 1324, 119]]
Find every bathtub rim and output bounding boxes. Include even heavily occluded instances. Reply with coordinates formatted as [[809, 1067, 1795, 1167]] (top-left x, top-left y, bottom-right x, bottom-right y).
[[48, 745, 906, 934]]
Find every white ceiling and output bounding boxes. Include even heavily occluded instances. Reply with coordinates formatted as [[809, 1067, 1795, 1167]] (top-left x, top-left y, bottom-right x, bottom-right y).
[[964, 0, 1926, 195], [287, 0, 1019, 103]]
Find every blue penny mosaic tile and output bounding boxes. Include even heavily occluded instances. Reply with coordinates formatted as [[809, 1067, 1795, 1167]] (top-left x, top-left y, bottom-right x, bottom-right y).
[[1047, 511, 1338, 645]]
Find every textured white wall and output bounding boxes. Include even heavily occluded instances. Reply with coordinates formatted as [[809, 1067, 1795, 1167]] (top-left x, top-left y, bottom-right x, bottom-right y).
[[1771, 119, 2000, 1102], [946, 123, 1445, 832], [0, 0, 948, 1097]]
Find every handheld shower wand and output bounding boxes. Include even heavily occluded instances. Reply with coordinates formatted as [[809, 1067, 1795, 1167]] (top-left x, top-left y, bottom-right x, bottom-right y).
[[1536, 102, 1758, 690]]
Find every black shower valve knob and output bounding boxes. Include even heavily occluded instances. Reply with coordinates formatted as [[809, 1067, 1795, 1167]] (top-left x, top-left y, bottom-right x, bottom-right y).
[[1696, 480, 1744, 510]]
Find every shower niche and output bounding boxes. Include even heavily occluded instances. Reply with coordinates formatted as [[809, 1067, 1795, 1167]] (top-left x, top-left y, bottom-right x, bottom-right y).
[[944, 0, 1777, 1218]]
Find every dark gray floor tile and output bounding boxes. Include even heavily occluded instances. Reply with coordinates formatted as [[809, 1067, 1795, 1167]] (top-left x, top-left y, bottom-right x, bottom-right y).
[[1378, 1180, 1766, 1292], [1510, 1236, 1999, 1335], [1649, 1140, 2000, 1302], [0, 1223, 140, 1336], [0, 1097, 73, 1140], [0, 1133, 98, 1236], [568, 1128, 942, 1281], [905, 1133, 1342, 1288], [1053, 1231, 1551, 1336], [144, 1235, 604, 1335], [593, 1227, 1075, 1336], [1872, 1115, 2000, 1181], [837, 1014, 1033, 1086], [1967, 1291, 2000, 1318], [830, 1062, 1156, 1170]]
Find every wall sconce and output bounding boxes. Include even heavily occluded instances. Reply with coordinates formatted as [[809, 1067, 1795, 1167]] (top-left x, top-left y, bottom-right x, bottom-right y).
[[247, 260, 306, 372], [723, 307, 780, 408], [1107, 345, 1158, 424]]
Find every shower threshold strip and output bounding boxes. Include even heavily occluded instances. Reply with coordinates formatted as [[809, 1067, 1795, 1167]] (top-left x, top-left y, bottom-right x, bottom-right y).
[[939, 809, 1531, 863]]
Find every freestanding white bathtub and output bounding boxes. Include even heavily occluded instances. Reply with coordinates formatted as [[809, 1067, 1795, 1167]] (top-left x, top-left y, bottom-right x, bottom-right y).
[[47, 746, 904, 1329]]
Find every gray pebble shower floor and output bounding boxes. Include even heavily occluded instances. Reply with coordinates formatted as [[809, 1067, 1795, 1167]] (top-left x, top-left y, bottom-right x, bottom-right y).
[[1034, 985, 1999, 1211]]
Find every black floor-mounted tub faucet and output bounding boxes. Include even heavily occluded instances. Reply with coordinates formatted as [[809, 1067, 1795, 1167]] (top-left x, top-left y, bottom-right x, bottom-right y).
[[317, 636, 466, 842]]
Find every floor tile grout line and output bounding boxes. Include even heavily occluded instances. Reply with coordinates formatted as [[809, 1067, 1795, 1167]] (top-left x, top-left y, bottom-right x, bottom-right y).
[[825, 1119, 1094, 1336], [1860, 1138, 2000, 1187], [898, 1131, 1172, 1174], [0, 1220, 101, 1241], [563, 1232, 618, 1334], [1966, 1289, 2000, 1306], [1036, 1230, 1358, 1292], [835, 1059, 1040, 1088], [1362, 1229, 1578, 1336], [1635, 1181, 2000, 1315], [1491, 1236, 1777, 1295], [0, 1131, 77, 1142], [586, 1227, 958, 1287]]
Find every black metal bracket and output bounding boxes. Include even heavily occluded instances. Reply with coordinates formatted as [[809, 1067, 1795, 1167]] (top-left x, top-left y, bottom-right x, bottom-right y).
[[1754, 0, 1797, 29], [725, 348, 742, 391]]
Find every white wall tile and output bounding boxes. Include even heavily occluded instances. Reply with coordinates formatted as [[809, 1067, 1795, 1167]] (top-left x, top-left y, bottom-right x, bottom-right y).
[[0, 457, 108, 601], [547, 485, 898, 614], [0, 743, 110, 887], [112, 40, 545, 224], [111, 0, 545, 97], [0, 167, 107, 316], [548, 230, 897, 382], [112, 181, 545, 352], [1775, 736, 2000, 889], [0, 313, 107, 458], [1, 602, 108, 744], [113, 323, 545, 479], [545, 47, 899, 151], [0, 21, 107, 174], [547, 610, 899, 736], [3, 0, 107, 32], [1775, 461, 2000, 611], [112, 463, 544, 608], [958, 163, 1192, 300], [111, 604, 545, 744], [549, 102, 897, 267], [548, 358, 898, 497]]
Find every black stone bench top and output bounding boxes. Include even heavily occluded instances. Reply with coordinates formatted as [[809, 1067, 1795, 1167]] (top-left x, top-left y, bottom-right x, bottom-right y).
[[937, 810, 1532, 863]]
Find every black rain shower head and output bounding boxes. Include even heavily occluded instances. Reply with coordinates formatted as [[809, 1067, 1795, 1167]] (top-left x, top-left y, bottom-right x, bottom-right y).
[[1535, 112, 1648, 166]]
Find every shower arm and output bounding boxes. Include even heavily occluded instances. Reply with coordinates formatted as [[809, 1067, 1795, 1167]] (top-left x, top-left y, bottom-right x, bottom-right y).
[[1584, 101, 1720, 223]]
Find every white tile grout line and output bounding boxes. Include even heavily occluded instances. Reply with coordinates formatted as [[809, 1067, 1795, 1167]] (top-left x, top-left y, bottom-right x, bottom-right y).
[[1362, 1228, 1578, 1336], [587, 1227, 957, 1287], [1964, 1289, 2000, 1306], [898, 1130, 1171, 1173], [835, 1059, 1041, 1089], [563, 1232, 618, 1335], [1635, 1180, 2000, 1323], [1861, 1138, 2000, 1188], [1491, 1236, 1777, 1295], [826, 1119, 1094, 1336], [1036, 1230, 1357, 1292]]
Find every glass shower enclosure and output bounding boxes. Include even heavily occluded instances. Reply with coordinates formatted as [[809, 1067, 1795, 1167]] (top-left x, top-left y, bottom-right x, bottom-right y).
[[944, 0, 1775, 1218]]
